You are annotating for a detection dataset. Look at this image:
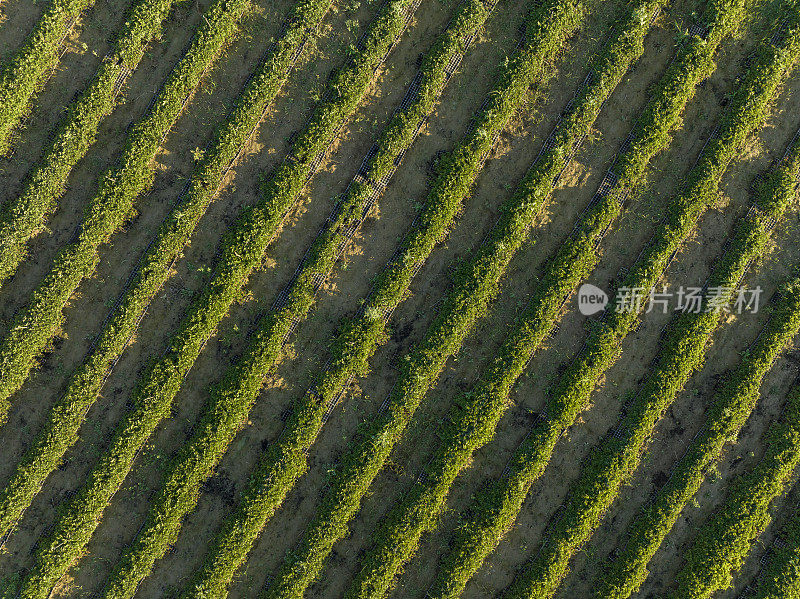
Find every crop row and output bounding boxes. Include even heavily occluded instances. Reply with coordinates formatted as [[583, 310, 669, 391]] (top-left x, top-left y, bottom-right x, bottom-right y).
[[426, 1, 800, 595], [504, 33, 800, 599], [672, 383, 800, 598], [0, 0, 187, 288], [589, 23, 800, 599], [11, 0, 421, 596], [594, 277, 800, 599], [349, 0, 748, 597], [0, 0, 95, 155], [752, 480, 800, 598], [270, 2, 665, 597], [412, 1, 750, 597], [0, 0, 329, 562], [96, 0, 494, 596], [180, 1, 587, 597], [0, 0, 251, 422]]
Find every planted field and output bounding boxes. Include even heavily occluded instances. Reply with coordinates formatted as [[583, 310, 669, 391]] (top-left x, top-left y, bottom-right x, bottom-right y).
[[0, 0, 799, 598]]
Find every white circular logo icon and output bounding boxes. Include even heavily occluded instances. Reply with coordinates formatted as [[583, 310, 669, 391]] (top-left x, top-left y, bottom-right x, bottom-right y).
[[578, 283, 609, 316]]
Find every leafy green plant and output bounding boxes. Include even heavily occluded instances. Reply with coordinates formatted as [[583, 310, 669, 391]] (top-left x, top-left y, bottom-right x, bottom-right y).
[[0, 0, 96, 155], [671, 385, 800, 598], [180, 1, 588, 597], [424, 3, 800, 597], [93, 1, 490, 597], [500, 33, 800, 599], [590, 18, 800, 599], [752, 482, 800, 598], [348, 0, 752, 594], [0, 0, 332, 563], [267, 1, 668, 597], [0, 0, 251, 423], [596, 277, 800, 599], [0, 0, 189, 289], [9, 0, 421, 597]]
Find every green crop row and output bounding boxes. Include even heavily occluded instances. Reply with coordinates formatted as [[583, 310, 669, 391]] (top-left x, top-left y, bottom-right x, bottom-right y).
[[0, 0, 187, 289], [672, 384, 800, 599], [414, 1, 748, 597], [503, 37, 800, 599], [753, 481, 800, 598], [0, 0, 329, 558], [594, 277, 800, 599], [590, 22, 800, 599], [350, 0, 752, 596], [519, 156, 800, 597], [97, 0, 491, 597], [0, 0, 95, 155], [270, 2, 665, 597], [427, 3, 800, 597], [182, 2, 586, 597], [12, 0, 419, 597], [0, 0, 251, 423]]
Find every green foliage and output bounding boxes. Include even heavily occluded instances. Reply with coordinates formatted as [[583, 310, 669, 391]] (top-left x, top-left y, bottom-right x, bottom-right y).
[[403, 1, 760, 597], [0, 0, 330, 552], [270, 1, 666, 597], [592, 17, 800, 599], [95, 1, 489, 597], [0, 0, 250, 424], [0, 0, 96, 155], [596, 279, 800, 599], [0, 2, 281, 598], [0, 574, 20, 599], [182, 2, 587, 598], [9, 0, 418, 597], [672, 386, 800, 598], [0, 0, 187, 289], [500, 28, 800, 599], [425, 3, 800, 597], [753, 483, 800, 598]]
